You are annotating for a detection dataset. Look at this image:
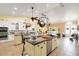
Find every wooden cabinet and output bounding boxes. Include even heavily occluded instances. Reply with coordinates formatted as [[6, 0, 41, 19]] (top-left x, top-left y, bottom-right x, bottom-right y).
[[54, 39, 57, 48], [35, 40, 53, 56], [35, 41, 47, 56], [25, 38, 57, 56], [52, 38, 57, 50], [28, 43, 35, 56], [40, 42, 47, 56], [25, 41, 47, 56], [35, 44, 41, 56], [25, 42, 35, 56]]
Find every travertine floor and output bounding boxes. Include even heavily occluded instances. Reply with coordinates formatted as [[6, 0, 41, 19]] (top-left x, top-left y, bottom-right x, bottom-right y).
[[0, 37, 79, 56], [0, 41, 23, 56], [49, 37, 79, 56]]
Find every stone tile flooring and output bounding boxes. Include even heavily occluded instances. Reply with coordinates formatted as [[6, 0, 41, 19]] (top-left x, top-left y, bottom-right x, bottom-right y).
[[49, 37, 79, 56], [0, 37, 79, 56], [0, 41, 23, 56]]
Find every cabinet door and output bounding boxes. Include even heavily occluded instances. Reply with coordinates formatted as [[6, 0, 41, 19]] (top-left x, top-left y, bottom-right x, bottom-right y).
[[29, 44, 34, 56], [52, 39, 57, 50], [27, 43, 34, 56], [52, 39, 55, 50], [54, 40, 57, 48], [35, 42, 47, 56], [35, 44, 41, 56], [41, 42, 47, 56], [25, 42, 34, 56]]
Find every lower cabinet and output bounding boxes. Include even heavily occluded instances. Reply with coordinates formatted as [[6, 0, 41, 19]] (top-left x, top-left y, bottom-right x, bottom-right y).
[[52, 38, 57, 50], [35, 41, 53, 56], [35, 44, 41, 56], [35, 41, 47, 56], [25, 41, 47, 56], [41, 42, 47, 56], [25, 39, 57, 56], [25, 42, 35, 56]]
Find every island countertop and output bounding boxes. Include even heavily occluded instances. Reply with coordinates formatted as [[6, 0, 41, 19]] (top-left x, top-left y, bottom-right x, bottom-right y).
[[25, 35, 56, 45]]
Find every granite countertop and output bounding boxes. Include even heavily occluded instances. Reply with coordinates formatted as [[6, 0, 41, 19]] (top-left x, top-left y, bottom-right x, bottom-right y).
[[25, 35, 56, 45]]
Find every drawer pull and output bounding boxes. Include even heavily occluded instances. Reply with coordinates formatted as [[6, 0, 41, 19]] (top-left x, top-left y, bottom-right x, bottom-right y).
[[41, 47, 43, 48]]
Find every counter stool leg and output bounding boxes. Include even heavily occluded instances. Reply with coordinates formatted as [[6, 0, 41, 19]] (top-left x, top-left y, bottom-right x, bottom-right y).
[[22, 43, 25, 56]]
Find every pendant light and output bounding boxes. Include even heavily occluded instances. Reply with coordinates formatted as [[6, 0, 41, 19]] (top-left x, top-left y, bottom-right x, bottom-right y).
[[31, 7, 38, 21]]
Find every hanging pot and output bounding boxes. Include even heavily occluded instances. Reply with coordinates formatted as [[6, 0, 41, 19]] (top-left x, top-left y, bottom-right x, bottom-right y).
[[38, 20, 45, 27]]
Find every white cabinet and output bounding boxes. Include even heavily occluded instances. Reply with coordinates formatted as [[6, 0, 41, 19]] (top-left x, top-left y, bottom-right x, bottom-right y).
[[35, 44, 41, 56], [52, 38, 57, 50], [35, 41, 47, 56], [25, 41, 47, 56], [25, 42, 35, 56], [25, 38, 57, 56], [40, 42, 47, 56]]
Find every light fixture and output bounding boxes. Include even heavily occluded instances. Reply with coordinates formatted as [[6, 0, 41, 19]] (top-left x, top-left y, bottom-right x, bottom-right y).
[[46, 4, 50, 8], [14, 7, 18, 10], [30, 7, 39, 21]]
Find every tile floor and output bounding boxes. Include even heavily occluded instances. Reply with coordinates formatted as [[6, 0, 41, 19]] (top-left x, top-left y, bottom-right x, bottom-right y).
[[49, 37, 79, 56], [0, 37, 79, 56], [0, 41, 23, 56]]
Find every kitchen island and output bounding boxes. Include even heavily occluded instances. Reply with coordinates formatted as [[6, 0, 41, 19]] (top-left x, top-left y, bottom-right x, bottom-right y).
[[24, 35, 57, 56]]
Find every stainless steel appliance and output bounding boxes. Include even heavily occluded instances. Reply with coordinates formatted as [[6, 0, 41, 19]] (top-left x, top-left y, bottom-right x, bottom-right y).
[[0, 27, 8, 40]]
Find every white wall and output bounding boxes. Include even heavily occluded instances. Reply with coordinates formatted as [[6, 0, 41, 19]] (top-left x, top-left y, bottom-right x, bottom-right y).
[[65, 22, 77, 35]]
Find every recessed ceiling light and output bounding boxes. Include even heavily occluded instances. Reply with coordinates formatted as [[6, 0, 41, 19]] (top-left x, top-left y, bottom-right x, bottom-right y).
[[14, 7, 18, 10], [12, 11, 15, 15], [46, 4, 50, 7]]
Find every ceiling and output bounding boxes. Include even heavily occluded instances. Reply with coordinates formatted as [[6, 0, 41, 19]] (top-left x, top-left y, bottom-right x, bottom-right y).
[[0, 3, 59, 16], [0, 3, 79, 23], [47, 3, 79, 23]]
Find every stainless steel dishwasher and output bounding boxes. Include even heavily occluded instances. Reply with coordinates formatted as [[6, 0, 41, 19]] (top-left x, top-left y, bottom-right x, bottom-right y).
[[47, 40, 52, 55]]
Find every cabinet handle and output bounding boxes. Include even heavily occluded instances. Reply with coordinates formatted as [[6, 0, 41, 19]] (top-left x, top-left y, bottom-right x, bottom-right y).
[[41, 47, 43, 49]]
